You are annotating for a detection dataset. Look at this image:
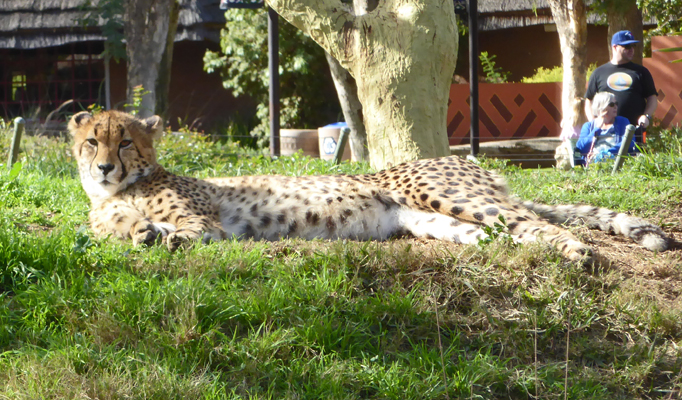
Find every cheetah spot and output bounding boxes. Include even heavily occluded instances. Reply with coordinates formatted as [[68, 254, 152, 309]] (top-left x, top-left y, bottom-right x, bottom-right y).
[[450, 206, 464, 215], [484, 207, 499, 216], [260, 214, 272, 228], [305, 211, 320, 225]]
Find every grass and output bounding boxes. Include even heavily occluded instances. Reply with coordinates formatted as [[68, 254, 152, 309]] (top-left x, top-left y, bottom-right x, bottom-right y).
[[0, 126, 681, 399]]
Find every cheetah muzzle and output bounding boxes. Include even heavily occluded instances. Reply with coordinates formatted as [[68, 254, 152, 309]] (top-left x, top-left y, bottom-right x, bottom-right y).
[[69, 111, 669, 262]]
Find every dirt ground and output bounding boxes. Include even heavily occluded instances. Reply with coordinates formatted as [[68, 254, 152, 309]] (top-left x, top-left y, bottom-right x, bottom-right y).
[[581, 221, 682, 276], [366, 208, 682, 305], [568, 206, 682, 305]]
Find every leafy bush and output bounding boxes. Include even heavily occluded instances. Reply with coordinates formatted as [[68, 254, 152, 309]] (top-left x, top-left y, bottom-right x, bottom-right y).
[[520, 63, 598, 83], [479, 51, 510, 83], [204, 8, 342, 149], [520, 66, 563, 83]]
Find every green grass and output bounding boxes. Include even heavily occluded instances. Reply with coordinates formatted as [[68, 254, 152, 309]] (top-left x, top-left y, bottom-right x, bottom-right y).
[[0, 127, 681, 399]]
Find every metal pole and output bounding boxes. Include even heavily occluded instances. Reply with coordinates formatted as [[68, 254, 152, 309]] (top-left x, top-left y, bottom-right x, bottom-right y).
[[332, 127, 350, 165], [612, 124, 636, 174], [268, 7, 280, 158], [8, 117, 25, 170], [468, 0, 479, 157]]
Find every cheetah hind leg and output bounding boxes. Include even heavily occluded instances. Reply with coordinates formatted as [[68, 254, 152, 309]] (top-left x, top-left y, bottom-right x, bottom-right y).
[[398, 208, 593, 263], [397, 208, 488, 243], [521, 202, 669, 252]]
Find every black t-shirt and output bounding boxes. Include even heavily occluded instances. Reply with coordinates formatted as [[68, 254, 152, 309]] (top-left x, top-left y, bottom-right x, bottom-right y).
[[585, 62, 657, 126]]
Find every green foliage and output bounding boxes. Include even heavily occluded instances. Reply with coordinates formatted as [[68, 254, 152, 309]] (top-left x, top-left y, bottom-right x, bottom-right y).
[[520, 63, 598, 83], [78, 0, 126, 62], [124, 85, 151, 117], [629, 124, 682, 177], [520, 66, 563, 83], [87, 103, 104, 115], [204, 9, 341, 149], [155, 129, 370, 178], [638, 0, 682, 37], [477, 215, 515, 248], [479, 51, 509, 83]]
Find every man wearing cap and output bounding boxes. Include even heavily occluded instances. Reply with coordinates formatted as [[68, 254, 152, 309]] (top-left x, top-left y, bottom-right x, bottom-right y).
[[584, 30, 658, 144]]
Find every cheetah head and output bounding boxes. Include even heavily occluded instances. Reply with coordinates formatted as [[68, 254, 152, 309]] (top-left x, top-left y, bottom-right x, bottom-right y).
[[68, 110, 164, 202]]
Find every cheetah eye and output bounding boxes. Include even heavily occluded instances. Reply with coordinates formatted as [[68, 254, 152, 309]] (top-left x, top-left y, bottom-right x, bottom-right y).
[[86, 138, 98, 146], [119, 140, 133, 149]]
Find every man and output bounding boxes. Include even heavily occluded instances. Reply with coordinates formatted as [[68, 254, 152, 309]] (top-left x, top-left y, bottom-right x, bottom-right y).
[[584, 30, 658, 144]]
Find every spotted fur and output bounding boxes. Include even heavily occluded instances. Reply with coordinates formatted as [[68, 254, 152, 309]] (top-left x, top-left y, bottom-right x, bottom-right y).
[[69, 111, 669, 260]]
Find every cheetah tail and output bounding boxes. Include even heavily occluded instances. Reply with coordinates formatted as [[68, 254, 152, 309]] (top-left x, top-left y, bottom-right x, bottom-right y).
[[520, 201, 669, 252]]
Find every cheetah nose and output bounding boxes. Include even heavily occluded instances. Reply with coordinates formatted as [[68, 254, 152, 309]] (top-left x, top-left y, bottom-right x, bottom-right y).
[[98, 163, 115, 176]]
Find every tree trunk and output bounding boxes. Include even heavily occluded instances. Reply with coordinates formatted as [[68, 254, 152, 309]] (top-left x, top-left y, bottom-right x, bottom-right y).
[[324, 51, 368, 162], [606, 0, 643, 64], [124, 0, 179, 118], [104, 44, 112, 110], [547, 0, 588, 138], [266, 0, 458, 170], [155, 1, 180, 119]]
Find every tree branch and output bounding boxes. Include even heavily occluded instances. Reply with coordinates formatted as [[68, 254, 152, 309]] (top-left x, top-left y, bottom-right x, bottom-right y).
[[266, 0, 355, 63]]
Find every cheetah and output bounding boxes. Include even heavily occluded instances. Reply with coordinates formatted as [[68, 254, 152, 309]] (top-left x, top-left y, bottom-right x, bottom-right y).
[[68, 110, 669, 262]]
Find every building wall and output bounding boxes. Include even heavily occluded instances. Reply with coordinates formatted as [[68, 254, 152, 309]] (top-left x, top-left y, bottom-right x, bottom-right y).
[[644, 36, 682, 129], [109, 40, 253, 131], [456, 24, 611, 82]]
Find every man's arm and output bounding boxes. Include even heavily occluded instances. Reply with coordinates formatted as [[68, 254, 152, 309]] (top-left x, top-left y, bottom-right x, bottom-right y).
[[637, 94, 658, 128]]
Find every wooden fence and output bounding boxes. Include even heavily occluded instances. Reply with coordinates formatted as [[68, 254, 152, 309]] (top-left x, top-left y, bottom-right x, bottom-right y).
[[644, 35, 682, 129], [448, 35, 682, 146], [447, 82, 562, 146]]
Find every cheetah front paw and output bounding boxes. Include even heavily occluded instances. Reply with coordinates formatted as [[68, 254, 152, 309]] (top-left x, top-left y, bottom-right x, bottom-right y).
[[165, 229, 201, 252], [131, 222, 163, 247], [131, 220, 176, 247], [132, 228, 161, 247]]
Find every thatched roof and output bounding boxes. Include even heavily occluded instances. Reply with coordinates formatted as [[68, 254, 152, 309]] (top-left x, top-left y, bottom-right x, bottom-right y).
[[479, 0, 551, 13], [477, 0, 607, 31], [0, 0, 226, 49]]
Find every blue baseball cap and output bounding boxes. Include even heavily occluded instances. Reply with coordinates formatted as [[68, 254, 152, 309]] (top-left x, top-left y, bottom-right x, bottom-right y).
[[611, 30, 640, 46]]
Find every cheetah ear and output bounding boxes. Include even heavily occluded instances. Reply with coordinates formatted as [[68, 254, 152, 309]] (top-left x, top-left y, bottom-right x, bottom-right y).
[[143, 115, 164, 140], [67, 111, 93, 136]]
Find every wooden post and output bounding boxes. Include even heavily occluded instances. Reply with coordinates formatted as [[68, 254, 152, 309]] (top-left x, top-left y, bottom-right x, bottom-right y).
[[8, 117, 25, 170]]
